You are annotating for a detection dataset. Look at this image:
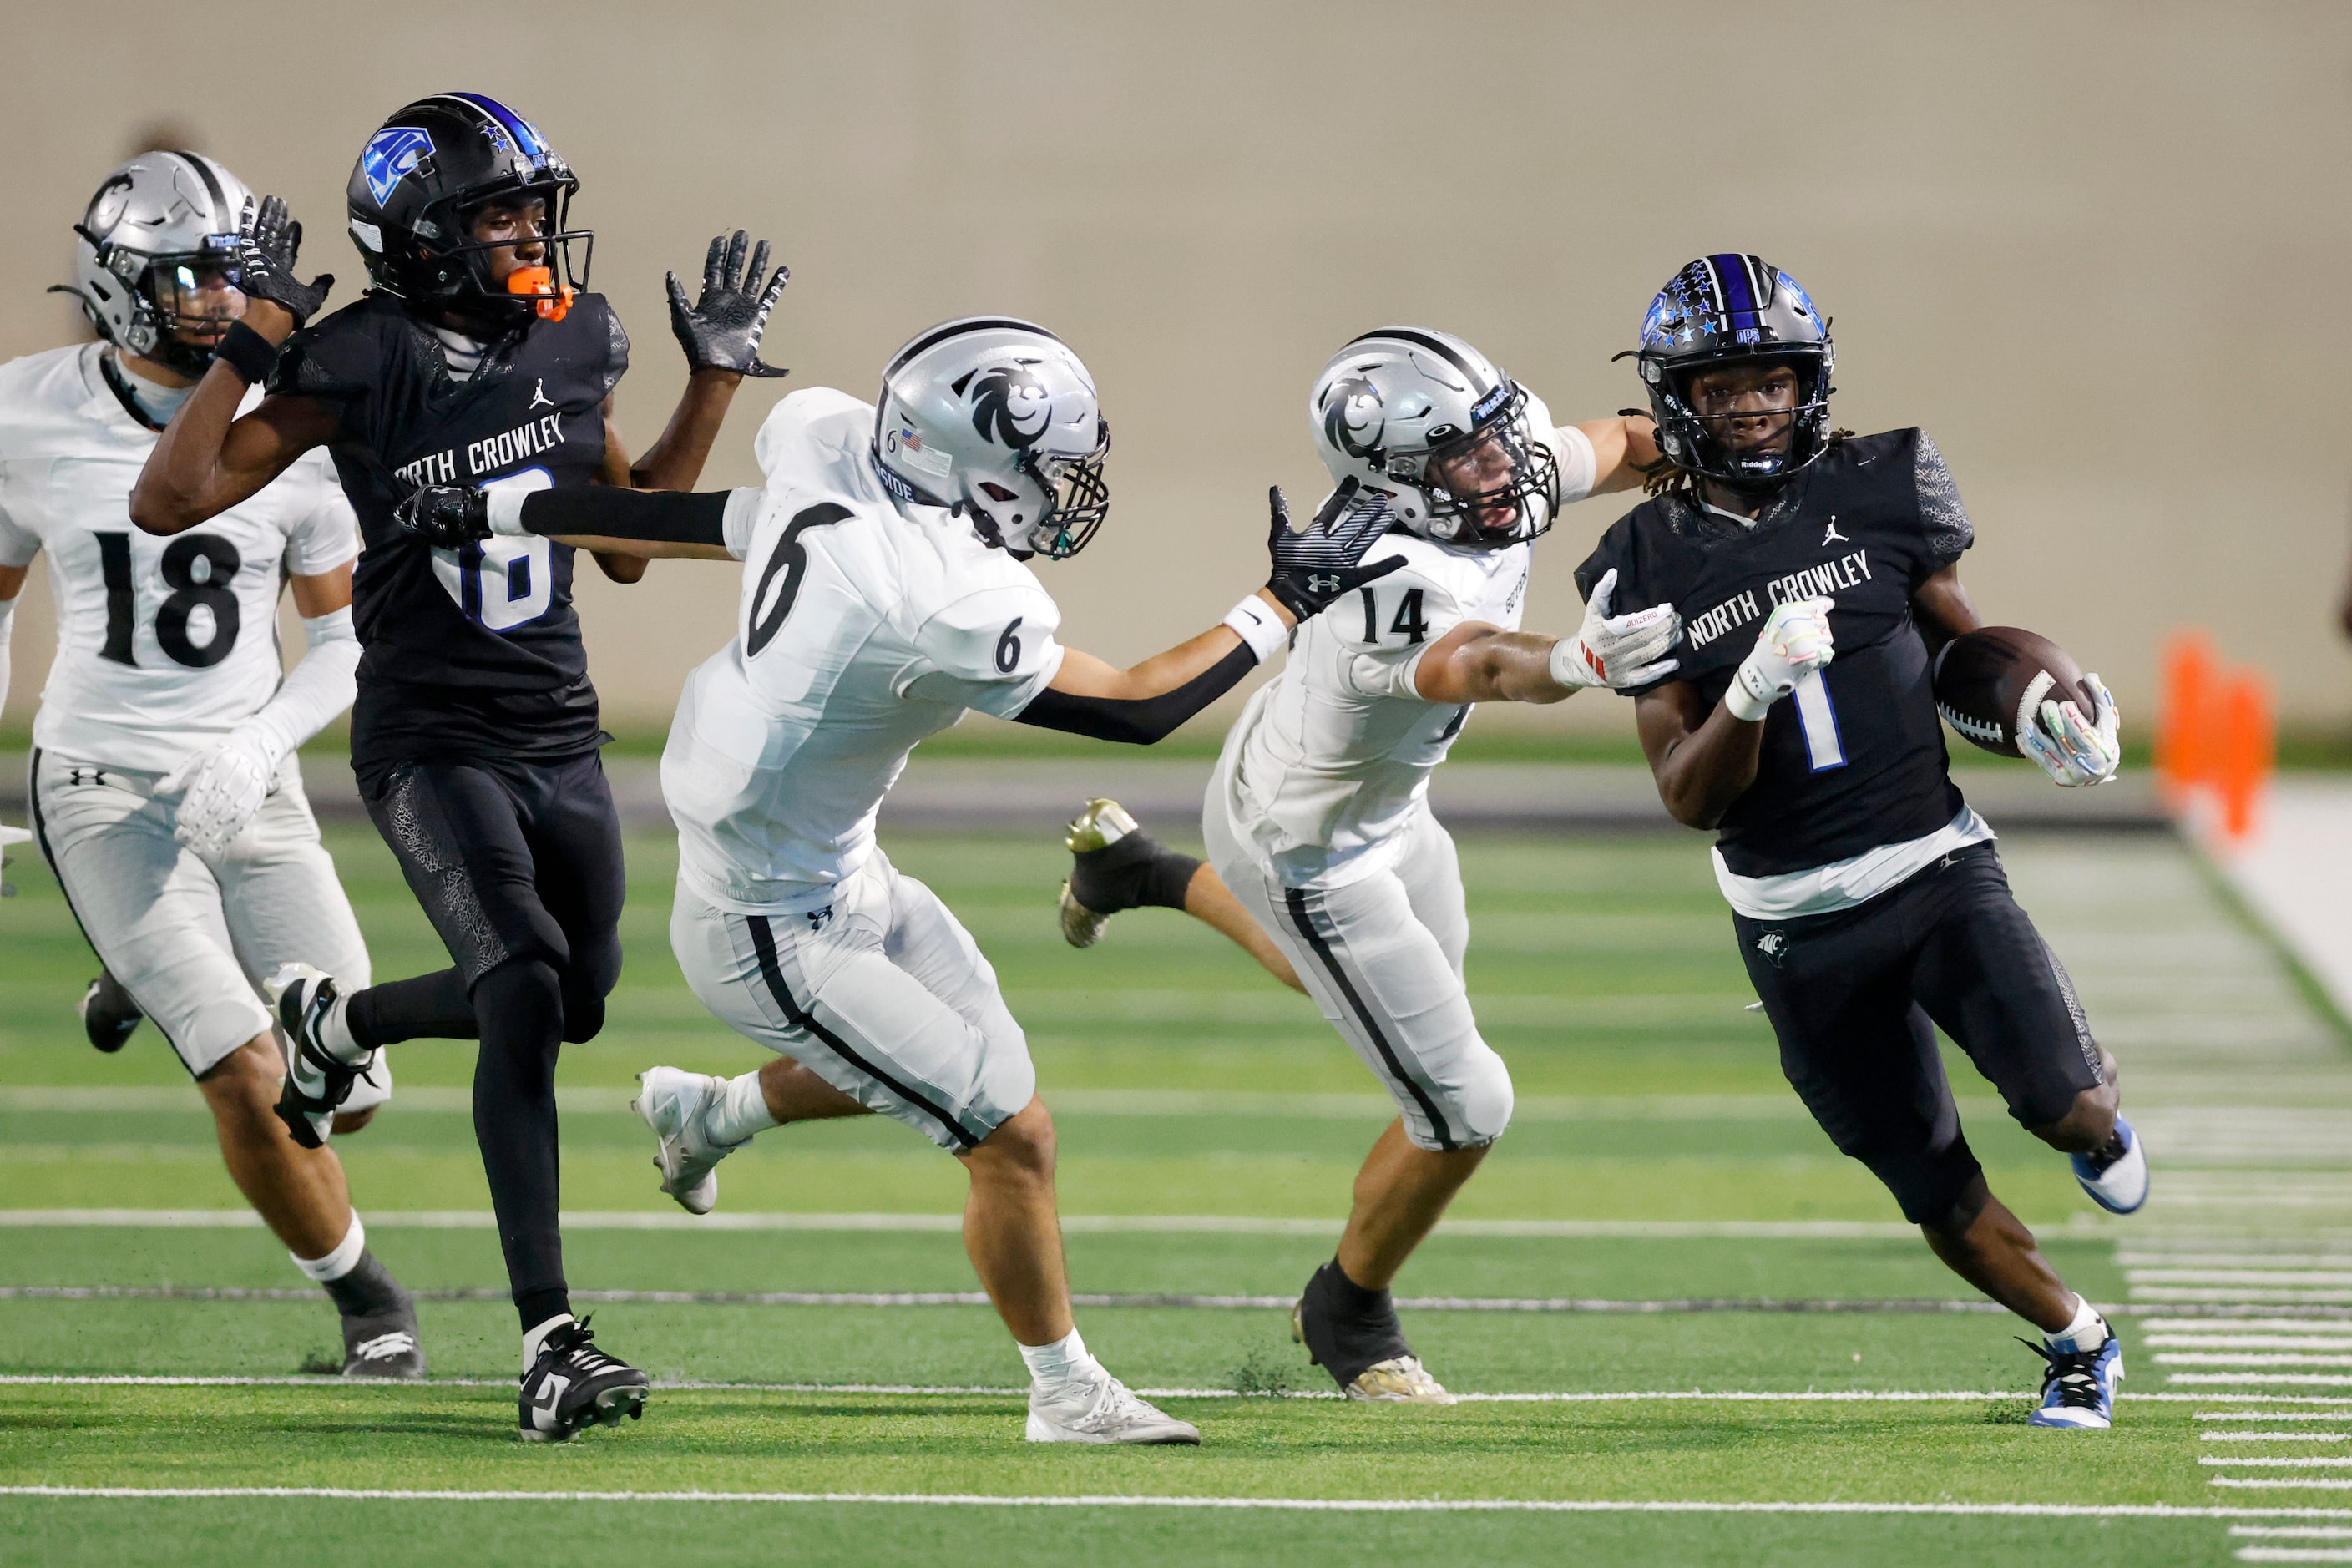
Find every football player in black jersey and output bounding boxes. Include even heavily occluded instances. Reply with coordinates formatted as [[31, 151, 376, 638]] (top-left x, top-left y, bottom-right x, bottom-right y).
[[1577, 255, 2137, 1430], [129, 92, 789, 1441]]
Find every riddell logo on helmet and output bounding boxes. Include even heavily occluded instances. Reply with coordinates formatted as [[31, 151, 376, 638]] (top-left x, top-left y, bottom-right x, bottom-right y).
[[362, 128, 434, 205]]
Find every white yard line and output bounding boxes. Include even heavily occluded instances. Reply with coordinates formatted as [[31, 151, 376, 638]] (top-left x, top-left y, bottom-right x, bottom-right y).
[[2218, 1481, 2352, 1491], [2175, 1377, 2352, 1388], [0, 1486, 2344, 1519], [2208, 1414, 2352, 1422], [2237, 1528, 2352, 1537], [2233, 1549, 2352, 1561], [2205, 1459, 2352, 1469], [2133, 1275, 2352, 1289], [2166, 1357, 2352, 1368], [2157, 1339, 2352, 1351], [2206, 1435, 2352, 1443]]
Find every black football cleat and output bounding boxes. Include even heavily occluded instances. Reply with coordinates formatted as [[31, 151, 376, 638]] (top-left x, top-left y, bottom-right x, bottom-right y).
[[79, 972, 144, 1053], [340, 1293, 427, 1379], [1292, 1259, 1455, 1404], [518, 1318, 650, 1442]]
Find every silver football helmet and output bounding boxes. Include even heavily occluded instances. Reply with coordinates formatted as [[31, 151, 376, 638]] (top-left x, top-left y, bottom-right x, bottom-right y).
[[58, 151, 252, 378], [872, 316, 1110, 560], [1308, 326, 1559, 549]]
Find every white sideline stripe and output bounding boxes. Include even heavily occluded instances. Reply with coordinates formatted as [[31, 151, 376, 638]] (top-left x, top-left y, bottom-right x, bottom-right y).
[[2234, 1550, 2352, 1561], [2130, 1258, 2352, 1271], [2238, 1527, 2352, 1537], [2206, 1459, 2352, 1469], [2175, 1378, 2352, 1388], [0, 1375, 2319, 1405], [0, 1487, 2345, 1519], [2137, 1292, 2352, 1305], [2156, 1326, 2352, 1339], [2156, 1338, 2352, 1351], [2218, 1481, 2352, 1491], [0, 1210, 1955, 1239], [2132, 1274, 2352, 1288], [2209, 1414, 2352, 1422], [2166, 1357, 2352, 1368], [2205, 1434, 2352, 1442]]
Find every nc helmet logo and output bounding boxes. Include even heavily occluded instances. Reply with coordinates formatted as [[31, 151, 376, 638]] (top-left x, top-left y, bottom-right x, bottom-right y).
[[362, 127, 435, 206], [1322, 375, 1385, 460], [965, 363, 1053, 450]]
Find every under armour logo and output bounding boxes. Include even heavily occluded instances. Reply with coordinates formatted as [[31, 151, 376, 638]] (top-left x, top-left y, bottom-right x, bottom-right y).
[[1823, 517, 1849, 545], [1308, 574, 1341, 595], [529, 378, 553, 410], [1754, 930, 1789, 968], [66, 768, 109, 787], [806, 904, 833, 932]]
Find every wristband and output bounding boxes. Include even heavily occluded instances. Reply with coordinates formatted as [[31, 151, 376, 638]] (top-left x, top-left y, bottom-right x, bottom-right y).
[[1222, 595, 1289, 663], [1547, 635, 1602, 690], [213, 321, 281, 386], [1723, 664, 1775, 722], [487, 486, 532, 538]]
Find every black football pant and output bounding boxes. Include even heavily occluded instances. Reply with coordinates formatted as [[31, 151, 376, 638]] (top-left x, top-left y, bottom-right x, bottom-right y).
[[1733, 842, 2105, 1231], [352, 751, 626, 1333]]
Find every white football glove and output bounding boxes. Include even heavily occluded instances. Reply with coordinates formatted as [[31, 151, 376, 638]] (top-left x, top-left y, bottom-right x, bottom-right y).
[[159, 728, 280, 857], [1725, 598, 1836, 721], [1550, 568, 1682, 690], [2021, 672, 2121, 787]]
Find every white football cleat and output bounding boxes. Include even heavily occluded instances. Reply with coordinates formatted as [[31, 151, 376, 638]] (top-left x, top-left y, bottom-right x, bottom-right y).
[[1025, 1368, 1201, 1445], [2071, 1115, 2148, 1215], [631, 1066, 742, 1216]]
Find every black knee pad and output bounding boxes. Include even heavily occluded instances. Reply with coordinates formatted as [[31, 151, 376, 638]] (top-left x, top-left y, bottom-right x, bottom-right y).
[[473, 957, 564, 1039], [1859, 1129, 1985, 1228], [558, 929, 622, 1044]]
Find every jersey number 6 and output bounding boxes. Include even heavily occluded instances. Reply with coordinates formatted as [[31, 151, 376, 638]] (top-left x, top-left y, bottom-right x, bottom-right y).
[[746, 503, 853, 657]]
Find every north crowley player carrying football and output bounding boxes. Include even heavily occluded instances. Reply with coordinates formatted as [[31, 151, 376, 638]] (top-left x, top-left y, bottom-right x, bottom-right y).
[[129, 92, 788, 1440], [387, 314, 1413, 1444], [1044, 327, 1678, 1402], [0, 151, 420, 1376], [1577, 254, 2139, 1429]]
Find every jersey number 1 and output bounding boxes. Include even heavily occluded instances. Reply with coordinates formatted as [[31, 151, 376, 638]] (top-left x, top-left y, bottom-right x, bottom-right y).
[[1790, 669, 1847, 771], [95, 531, 243, 669]]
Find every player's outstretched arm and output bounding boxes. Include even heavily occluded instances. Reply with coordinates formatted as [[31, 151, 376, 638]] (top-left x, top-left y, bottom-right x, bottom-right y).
[[1636, 599, 1835, 828], [619, 231, 790, 494], [1573, 414, 1662, 497], [1413, 567, 1679, 706], [131, 196, 339, 535], [392, 481, 744, 561], [1014, 482, 1399, 745]]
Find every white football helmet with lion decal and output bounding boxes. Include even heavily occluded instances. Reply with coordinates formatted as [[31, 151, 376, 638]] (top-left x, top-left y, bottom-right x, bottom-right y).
[[871, 316, 1110, 560], [1308, 326, 1560, 549]]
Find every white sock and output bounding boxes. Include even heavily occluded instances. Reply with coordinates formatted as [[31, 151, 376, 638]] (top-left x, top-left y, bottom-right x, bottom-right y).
[[705, 1070, 780, 1146], [1019, 1328, 1097, 1388], [522, 1312, 575, 1373], [317, 986, 366, 1066], [290, 1214, 366, 1282], [2046, 1293, 2107, 1353]]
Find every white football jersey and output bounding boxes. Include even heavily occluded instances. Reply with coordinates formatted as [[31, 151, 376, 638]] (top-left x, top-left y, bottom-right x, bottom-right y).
[[1230, 406, 1596, 888], [0, 344, 359, 773], [664, 387, 1066, 913]]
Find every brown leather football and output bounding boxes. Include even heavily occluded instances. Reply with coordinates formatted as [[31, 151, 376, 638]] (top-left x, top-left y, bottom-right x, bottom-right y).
[[1931, 626, 2096, 758]]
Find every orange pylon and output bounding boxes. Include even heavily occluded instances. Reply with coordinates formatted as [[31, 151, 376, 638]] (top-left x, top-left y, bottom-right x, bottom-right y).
[[2157, 630, 2274, 844]]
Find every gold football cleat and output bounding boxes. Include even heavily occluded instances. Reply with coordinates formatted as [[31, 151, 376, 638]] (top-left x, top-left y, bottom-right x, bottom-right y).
[[1058, 797, 1141, 948], [1292, 1298, 1457, 1404]]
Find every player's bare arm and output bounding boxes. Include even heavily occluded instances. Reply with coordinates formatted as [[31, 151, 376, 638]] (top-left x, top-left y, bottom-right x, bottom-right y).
[[1576, 412, 1662, 495]]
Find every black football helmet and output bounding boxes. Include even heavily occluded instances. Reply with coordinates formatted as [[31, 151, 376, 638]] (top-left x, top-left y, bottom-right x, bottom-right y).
[[1634, 254, 1834, 492], [345, 92, 589, 328]]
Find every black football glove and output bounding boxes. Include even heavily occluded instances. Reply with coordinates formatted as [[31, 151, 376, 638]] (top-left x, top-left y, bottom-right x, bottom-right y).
[[392, 486, 491, 549], [667, 230, 790, 377], [1262, 478, 1402, 621], [236, 196, 333, 327]]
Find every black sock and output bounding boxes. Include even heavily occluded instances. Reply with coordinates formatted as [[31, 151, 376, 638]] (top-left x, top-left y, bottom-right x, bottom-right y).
[[1321, 1257, 1393, 1316], [1070, 830, 1202, 914], [471, 958, 570, 1333], [322, 1250, 407, 1318], [347, 968, 478, 1050]]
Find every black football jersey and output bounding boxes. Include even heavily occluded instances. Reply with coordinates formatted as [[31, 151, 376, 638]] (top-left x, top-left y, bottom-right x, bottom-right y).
[[270, 291, 630, 776], [1575, 429, 1974, 878]]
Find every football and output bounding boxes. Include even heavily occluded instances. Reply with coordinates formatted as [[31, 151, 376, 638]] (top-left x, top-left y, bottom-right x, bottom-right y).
[[1931, 625, 2097, 757]]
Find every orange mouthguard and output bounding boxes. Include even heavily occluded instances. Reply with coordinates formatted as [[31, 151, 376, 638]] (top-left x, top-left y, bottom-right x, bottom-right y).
[[506, 266, 574, 322]]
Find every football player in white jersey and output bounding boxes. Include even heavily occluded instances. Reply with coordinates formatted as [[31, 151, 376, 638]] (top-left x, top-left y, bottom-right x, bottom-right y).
[[387, 315, 1404, 1443], [1053, 328, 1680, 1402], [0, 153, 421, 1375]]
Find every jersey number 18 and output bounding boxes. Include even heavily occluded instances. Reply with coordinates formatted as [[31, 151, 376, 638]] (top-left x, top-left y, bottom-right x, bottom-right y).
[[94, 531, 242, 669]]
